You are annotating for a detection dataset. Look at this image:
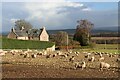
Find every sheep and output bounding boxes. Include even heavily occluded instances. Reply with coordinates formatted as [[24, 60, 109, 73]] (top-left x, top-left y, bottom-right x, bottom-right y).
[[43, 51, 47, 56], [61, 54, 68, 58], [37, 52, 43, 56], [100, 62, 110, 70], [0, 50, 7, 56], [46, 54, 51, 58], [69, 56, 75, 62], [74, 62, 81, 69], [20, 53, 25, 56], [81, 61, 86, 70], [116, 58, 120, 62], [89, 56, 95, 62], [57, 51, 62, 55], [24, 53, 30, 58], [98, 52, 102, 57], [99, 57, 104, 61], [53, 54, 57, 57], [31, 54, 37, 58], [27, 49, 32, 52], [85, 53, 91, 58], [68, 51, 72, 54], [109, 53, 115, 57]]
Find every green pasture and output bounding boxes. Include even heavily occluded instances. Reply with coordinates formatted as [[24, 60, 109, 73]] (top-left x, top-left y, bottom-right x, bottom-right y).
[[72, 44, 119, 54], [1, 37, 54, 49]]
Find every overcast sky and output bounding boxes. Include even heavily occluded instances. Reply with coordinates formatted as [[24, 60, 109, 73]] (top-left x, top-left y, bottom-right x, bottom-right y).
[[1, 0, 118, 32]]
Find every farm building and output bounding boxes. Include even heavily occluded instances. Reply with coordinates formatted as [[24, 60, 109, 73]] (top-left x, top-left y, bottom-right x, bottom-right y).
[[7, 27, 49, 41], [39, 27, 49, 41], [7, 27, 28, 40]]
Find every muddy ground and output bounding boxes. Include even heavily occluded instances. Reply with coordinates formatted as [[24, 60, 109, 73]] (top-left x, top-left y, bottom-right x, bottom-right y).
[[1, 50, 120, 79]]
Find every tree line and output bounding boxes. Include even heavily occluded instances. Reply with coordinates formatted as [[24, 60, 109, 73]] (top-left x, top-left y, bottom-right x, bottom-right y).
[[13, 19, 94, 48]]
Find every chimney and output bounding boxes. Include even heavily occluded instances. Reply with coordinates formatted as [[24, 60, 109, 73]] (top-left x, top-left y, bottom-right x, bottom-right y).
[[11, 27, 15, 32]]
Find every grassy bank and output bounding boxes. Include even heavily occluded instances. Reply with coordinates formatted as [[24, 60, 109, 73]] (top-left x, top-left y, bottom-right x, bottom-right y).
[[1, 37, 54, 49]]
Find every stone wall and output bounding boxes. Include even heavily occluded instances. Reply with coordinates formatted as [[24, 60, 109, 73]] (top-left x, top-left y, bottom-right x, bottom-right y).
[[46, 45, 55, 52]]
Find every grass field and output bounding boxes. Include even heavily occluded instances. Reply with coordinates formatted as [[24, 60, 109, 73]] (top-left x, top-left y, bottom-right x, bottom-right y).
[[72, 43, 119, 54], [1, 37, 55, 49]]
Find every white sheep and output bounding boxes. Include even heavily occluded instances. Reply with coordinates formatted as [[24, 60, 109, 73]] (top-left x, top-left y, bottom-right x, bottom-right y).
[[98, 52, 102, 57], [69, 56, 74, 62], [89, 56, 95, 62], [60, 54, 67, 58], [100, 62, 110, 70], [43, 51, 47, 55], [24, 53, 30, 58], [57, 51, 62, 55], [81, 61, 86, 70], [99, 57, 104, 61], [74, 62, 80, 69], [0, 50, 7, 56], [116, 58, 120, 62], [53, 54, 57, 57], [74, 61, 86, 70], [46, 54, 51, 58], [85, 53, 90, 58], [31, 54, 37, 58]]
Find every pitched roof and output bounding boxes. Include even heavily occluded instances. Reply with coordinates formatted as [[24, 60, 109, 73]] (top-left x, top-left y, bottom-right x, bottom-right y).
[[11, 27, 48, 37], [13, 29, 28, 37]]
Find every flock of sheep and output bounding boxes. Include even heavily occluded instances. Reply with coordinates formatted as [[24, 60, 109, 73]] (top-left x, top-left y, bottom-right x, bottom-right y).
[[0, 49, 120, 71]]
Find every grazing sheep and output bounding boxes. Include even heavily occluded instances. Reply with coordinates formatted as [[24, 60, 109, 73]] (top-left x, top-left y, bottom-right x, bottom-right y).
[[81, 61, 86, 70], [37, 52, 43, 56], [74, 62, 81, 69], [69, 56, 74, 62], [89, 56, 95, 62], [31, 54, 37, 58], [109, 53, 115, 57], [53, 54, 57, 57], [0, 52, 5, 56], [27, 49, 32, 52], [57, 51, 62, 55], [99, 52, 102, 57], [66, 53, 69, 56], [100, 62, 110, 70], [99, 57, 104, 61], [61, 54, 68, 58], [74, 61, 86, 70], [85, 53, 90, 58], [43, 51, 47, 55], [20, 53, 24, 56], [68, 51, 72, 54], [0, 50, 7, 56], [116, 58, 120, 62], [24, 53, 30, 58], [46, 54, 51, 58]]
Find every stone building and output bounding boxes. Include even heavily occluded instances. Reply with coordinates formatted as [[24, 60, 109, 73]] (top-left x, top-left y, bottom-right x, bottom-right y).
[[7, 27, 49, 41], [7, 27, 28, 40], [39, 27, 49, 41]]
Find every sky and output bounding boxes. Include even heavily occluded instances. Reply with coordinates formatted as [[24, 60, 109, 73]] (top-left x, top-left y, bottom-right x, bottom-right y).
[[1, 0, 118, 32]]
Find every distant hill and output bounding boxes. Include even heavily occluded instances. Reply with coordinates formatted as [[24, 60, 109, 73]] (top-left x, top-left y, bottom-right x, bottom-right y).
[[47, 26, 118, 35], [1, 26, 118, 36]]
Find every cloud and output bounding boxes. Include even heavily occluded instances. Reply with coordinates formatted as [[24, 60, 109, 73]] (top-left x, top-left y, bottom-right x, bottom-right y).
[[1, 0, 119, 2], [82, 7, 92, 11], [2, 2, 117, 32], [10, 18, 20, 24], [24, 1, 91, 29]]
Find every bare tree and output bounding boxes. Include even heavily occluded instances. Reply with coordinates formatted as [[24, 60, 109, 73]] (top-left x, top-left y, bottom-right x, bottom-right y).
[[15, 19, 33, 31], [54, 31, 68, 46]]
